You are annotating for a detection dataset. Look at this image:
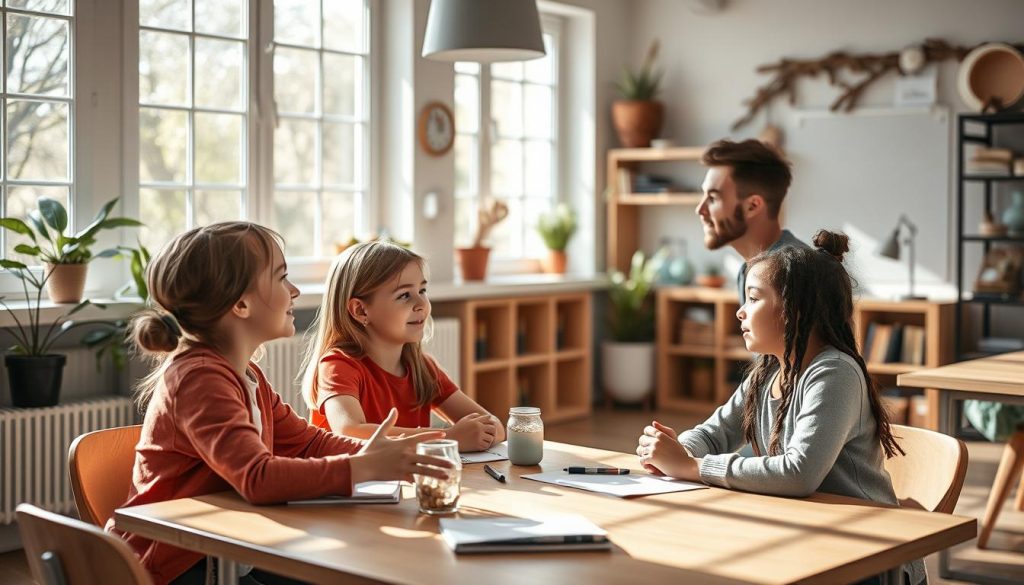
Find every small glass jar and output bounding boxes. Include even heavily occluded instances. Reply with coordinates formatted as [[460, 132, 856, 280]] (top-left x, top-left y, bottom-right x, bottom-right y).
[[414, 439, 462, 515], [507, 407, 544, 465]]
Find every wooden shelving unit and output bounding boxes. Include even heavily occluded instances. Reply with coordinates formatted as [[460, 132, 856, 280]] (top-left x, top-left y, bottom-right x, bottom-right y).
[[607, 146, 706, 273], [434, 293, 592, 424], [656, 287, 954, 429]]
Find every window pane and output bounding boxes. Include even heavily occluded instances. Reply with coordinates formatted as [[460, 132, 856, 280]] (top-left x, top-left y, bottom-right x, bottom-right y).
[[454, 197, 474, 248], [139, 189, 186, 252], [322, 122, 355, 187], [195, 113, 242, 185], [7, 14, 70, 98], [274, 117, 316, 186], [524, 34, 554, 84], [272, 191, 316, 257], [5, 184, 67, 261], [454, 134, 476, 197], [139, 107, 188, 183], [323, 0, 364, 53], [139, 31, 189, 106], [7, 99, 68, 181], [195, 0, 243, 37], [491, 139, 522, 197], [195, 38, 243, 110], [7, 0, 71, 15], [323, 53, 357, 116], [140, 0, 191, 32], [491, 61, 522, 81], [491, 80, 522, 138], [274, 47, 317, 114], [321, 191, 356, 253], [524, 85, 553, 139], [523, 140, 552, 198], [454, 74, 478, 134], [195, 190, 241, 226], [454, 61, 479, 75], [274, 0, 319, 47]]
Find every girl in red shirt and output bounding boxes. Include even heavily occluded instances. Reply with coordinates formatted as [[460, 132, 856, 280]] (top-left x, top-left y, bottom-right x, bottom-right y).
[[302, 240, 505, 452], [111, 222, 452, 585]]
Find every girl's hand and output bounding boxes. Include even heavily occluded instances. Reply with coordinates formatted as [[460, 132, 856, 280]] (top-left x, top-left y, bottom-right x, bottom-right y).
[[446, 412, 497, 452], [636, 421, 697, 480], [350, 409, 454, 484]]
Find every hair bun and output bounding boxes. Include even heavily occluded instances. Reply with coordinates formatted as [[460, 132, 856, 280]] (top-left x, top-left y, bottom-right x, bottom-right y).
[[812, 229, 849, 263], [130, 310, 181, 354]]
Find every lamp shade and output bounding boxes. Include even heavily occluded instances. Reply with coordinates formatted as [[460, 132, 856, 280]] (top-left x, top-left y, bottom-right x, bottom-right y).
[[422, 0, 546, 63], [877, 229, 901, 260]]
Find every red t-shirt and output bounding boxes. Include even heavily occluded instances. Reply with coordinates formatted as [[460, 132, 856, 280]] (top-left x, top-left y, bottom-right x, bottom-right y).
[[311, 349, 459, 430]]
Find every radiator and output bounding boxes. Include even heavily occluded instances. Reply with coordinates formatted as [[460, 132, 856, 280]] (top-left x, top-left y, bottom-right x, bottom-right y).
[[0, 396, 137, 524], [257, 318, 462, 418]]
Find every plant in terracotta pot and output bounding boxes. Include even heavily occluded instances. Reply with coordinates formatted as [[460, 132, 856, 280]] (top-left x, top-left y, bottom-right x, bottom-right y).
[[612, 39, 664, 148], [695, 263, 726, 288], [457, 197, 508, 281], [0, 260, 96, 407], [536, 203, 577, 274], [0, 197, 142, 303], [603, 248, 666, 405]]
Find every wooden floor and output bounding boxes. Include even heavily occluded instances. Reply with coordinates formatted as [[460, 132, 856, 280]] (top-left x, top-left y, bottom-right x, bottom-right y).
[[2, 408, 1022, 584]]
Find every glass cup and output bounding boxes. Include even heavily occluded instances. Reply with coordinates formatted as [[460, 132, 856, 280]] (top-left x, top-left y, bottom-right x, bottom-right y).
[[414, 439, 462, 515]]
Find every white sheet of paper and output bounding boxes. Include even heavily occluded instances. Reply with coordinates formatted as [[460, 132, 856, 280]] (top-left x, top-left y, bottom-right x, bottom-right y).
[[520, 471, 707, 498], [460, 442, 508, 464], [287, 481, 401, 505]]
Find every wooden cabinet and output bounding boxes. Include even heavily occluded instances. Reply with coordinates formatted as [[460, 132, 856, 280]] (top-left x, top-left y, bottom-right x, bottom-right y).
[[656, 287, 954, 429], [435, 293, 592, 424]]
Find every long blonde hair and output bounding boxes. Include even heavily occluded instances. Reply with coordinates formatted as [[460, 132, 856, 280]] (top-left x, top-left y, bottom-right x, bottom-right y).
[[129, 222, 284, 409], [300, 240, 438, 411]]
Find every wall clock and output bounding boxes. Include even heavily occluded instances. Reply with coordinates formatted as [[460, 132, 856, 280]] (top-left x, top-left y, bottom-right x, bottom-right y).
[[418, 101, 455, 156]]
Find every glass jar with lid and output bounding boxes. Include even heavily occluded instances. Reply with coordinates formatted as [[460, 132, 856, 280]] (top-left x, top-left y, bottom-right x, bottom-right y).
[[507, 406, 544, 465]]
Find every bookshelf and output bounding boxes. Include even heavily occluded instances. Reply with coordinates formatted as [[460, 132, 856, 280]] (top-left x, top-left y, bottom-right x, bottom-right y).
[[607, 146, 706, 273], [434, 293, 592, 424], [656, 287, 955, 429]]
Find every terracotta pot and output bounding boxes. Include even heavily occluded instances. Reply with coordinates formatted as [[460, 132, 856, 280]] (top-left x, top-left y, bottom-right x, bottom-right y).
[[541, 250, 567, 274], [695, 274, 726, 289], [457, 247, 491, 281], [611, 100, 664, 148], [45, 263, 88, 303]]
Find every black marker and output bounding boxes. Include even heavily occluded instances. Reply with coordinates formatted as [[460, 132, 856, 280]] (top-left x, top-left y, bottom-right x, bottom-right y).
[[564, 467, 630, 475], [484, 464, 506, 483]]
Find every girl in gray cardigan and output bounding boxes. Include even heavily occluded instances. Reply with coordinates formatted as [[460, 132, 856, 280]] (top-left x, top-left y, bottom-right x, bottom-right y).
[[637, 230, 925, 584]]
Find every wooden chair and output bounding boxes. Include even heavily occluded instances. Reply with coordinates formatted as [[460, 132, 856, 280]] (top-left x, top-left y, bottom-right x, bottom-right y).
[[68, 425, 142, 527], [16, 503, 152, 585], [883, 424, 968, 514], [977, 429, 1024, 548]]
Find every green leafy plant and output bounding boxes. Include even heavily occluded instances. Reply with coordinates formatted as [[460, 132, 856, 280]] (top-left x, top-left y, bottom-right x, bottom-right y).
[[536, 203, 578, 251], [614, 40, 662, 100], [0, 197, 142, 265], [81, 244, 151, 371], [0, 261, 95, 356], [607, 248, 667, 342]]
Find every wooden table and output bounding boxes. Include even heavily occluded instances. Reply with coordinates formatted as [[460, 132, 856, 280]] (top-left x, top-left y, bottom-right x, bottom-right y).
[[899, 351, 1024, 584], [116, 441, 975, 585]]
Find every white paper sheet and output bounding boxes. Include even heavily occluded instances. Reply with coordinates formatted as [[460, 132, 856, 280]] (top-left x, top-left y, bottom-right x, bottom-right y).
[[520, 471, 707, 498], [460, 442, 508, 464]]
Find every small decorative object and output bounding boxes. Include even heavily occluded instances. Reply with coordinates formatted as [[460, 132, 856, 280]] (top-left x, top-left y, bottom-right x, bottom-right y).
[[979, 210, 1008, 237], [899, 45, 927, 75], [418, 101, 455, 156], [507, 406, 544, 465], [1015, 158, 1024, 176], [612, 40, 663, 148], [474, 322, 488, 361], [650, 138, 675, 149], [1002, 191, 1024, 236], [957, 43, 1024, 112], [877, 214, 926, 300], [421, 0, 545, 63], [654, 237, 694, 286], [536, 203, 577, 274], [457, 197, 508, 281], [695, 264, 725, 288], [0, 197, 141, 304], [414, 439, 462, 514], [974, 247, 1022, 296]]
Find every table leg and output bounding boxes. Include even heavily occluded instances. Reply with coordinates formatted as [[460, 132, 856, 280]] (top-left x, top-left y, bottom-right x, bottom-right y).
[[217, 558, 238, 585], [939, 391, 956, 579]]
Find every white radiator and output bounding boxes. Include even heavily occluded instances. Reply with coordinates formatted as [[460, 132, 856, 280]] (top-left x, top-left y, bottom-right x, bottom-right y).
[[0, 396, 137, 524], [258, 318, 462, 419]]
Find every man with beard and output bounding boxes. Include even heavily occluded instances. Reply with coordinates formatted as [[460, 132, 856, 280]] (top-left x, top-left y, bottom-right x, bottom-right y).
[[697, 139, 807, 304]]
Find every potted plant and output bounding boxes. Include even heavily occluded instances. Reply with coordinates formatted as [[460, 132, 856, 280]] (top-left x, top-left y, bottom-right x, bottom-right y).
[[612, 40, 664, 148], [81, 244, 151, 372], [536, 203, 577, 274], [696, 264, 726, 288], [0, 260, 96, 407], [457, 198, 508, 281], [0, 197, 142, 303], [603, 248, 666, 404]]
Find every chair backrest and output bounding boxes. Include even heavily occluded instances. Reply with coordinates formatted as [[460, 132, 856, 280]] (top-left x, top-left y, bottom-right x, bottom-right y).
[[884, 424, 968, 514], [68, 425, 142, 527], [17, 503, 152, 585]]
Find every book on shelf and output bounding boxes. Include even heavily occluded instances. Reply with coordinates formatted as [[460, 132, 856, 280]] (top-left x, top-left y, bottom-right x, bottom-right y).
[[883, 323, 904, 363], [868, 323, 892, 363], [900, 325, 926, 365], [865, 322, 927, 365], [616, 168, 633, 195]]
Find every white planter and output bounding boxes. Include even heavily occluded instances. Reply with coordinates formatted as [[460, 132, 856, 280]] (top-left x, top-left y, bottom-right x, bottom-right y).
[[602, 341, 655, 403]]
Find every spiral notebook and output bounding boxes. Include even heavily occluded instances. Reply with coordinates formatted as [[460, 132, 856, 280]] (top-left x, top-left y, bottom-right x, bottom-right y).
[[286, 481, 401, 505], [439, 514, 610, 554]]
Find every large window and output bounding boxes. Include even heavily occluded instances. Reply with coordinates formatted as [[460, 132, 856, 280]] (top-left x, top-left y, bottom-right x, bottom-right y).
[[454, 19, 559, 263], [136, 0, 370, 257], [1, 0, 73, 261]]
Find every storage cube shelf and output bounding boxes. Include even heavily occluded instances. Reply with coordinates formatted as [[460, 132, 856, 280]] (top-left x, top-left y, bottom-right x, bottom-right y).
[[434, 293, 592, 424]]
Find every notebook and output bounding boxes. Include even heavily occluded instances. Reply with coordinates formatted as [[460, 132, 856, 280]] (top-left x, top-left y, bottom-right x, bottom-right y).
[[460, 442, 509, 464], [521, 471, 707, 498], [439, 514, 611, 554], [286, 481, 401, 505]]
